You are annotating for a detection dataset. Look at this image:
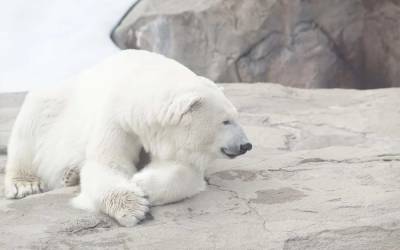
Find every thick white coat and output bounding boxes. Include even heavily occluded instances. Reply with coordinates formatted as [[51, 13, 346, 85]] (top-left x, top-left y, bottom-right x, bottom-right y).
[[4, 50, 250, 226]]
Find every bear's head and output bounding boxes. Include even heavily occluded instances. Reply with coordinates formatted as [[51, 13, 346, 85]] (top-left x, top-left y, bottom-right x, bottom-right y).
[[159, 82, 252, 164]]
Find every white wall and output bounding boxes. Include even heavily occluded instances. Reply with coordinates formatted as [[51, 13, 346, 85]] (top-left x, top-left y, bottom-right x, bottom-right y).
[[0, 0, 135, 93]]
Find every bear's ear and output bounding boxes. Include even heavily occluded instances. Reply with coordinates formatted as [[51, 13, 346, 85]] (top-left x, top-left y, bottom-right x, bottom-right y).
[[160, 93, 202, 125]]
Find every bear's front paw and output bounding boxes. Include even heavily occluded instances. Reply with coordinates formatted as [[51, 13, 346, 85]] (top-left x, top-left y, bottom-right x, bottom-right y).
[[101, 189, 150, 227]]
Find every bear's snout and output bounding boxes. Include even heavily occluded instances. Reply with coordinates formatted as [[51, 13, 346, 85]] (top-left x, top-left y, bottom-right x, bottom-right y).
[[221, 141, 252, 159]]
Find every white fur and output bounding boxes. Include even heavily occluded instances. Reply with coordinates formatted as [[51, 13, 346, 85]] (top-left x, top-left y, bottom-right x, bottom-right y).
[[132, 161, 206, 206], [4, 50, 250, 226]]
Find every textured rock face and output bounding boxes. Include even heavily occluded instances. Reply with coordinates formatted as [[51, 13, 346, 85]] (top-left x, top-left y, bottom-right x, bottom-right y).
[[112, 0, 400, 88], [1, 84, 400, 249]]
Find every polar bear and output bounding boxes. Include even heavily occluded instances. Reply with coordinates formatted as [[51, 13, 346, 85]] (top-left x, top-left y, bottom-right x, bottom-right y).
[[4, 50, 252, 226]]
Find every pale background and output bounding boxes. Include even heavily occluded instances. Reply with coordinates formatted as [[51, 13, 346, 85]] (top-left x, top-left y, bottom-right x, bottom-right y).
[[0, 0, 136, 93]]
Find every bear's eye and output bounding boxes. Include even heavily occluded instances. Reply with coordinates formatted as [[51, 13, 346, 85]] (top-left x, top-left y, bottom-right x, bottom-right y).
[[223, 120, 231, 125]]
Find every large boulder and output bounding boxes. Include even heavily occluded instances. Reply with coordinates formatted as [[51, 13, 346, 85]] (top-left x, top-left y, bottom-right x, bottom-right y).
[[112, 0, 400, 88]]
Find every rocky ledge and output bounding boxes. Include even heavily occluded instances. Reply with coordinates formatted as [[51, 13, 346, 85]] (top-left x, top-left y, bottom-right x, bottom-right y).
[[112, 0, 400, 89], [0, 84, 400, 249]]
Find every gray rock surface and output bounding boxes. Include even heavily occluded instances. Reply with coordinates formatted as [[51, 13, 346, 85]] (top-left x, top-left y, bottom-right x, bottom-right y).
[[112, 0, 400, 89], [1, 84, 400, 249]]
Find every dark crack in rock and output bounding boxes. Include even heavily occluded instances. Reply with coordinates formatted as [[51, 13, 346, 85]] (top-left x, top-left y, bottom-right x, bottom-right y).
[[212, 169, 270, 182], [250, 188, 307, 205], [284, 226, 400, 250]]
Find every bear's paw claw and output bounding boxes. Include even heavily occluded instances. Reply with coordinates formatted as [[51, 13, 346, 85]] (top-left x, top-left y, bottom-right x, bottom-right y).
[[102, 190, 150, 227]]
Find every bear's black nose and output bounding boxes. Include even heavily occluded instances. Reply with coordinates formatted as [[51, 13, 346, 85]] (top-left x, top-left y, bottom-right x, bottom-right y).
[[240, 143, 252, 153]]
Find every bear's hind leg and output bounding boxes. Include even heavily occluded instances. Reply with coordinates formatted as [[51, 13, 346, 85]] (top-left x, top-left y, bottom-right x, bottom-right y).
[[5, 169, 45, 199], [4, 93, 48, 199]]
